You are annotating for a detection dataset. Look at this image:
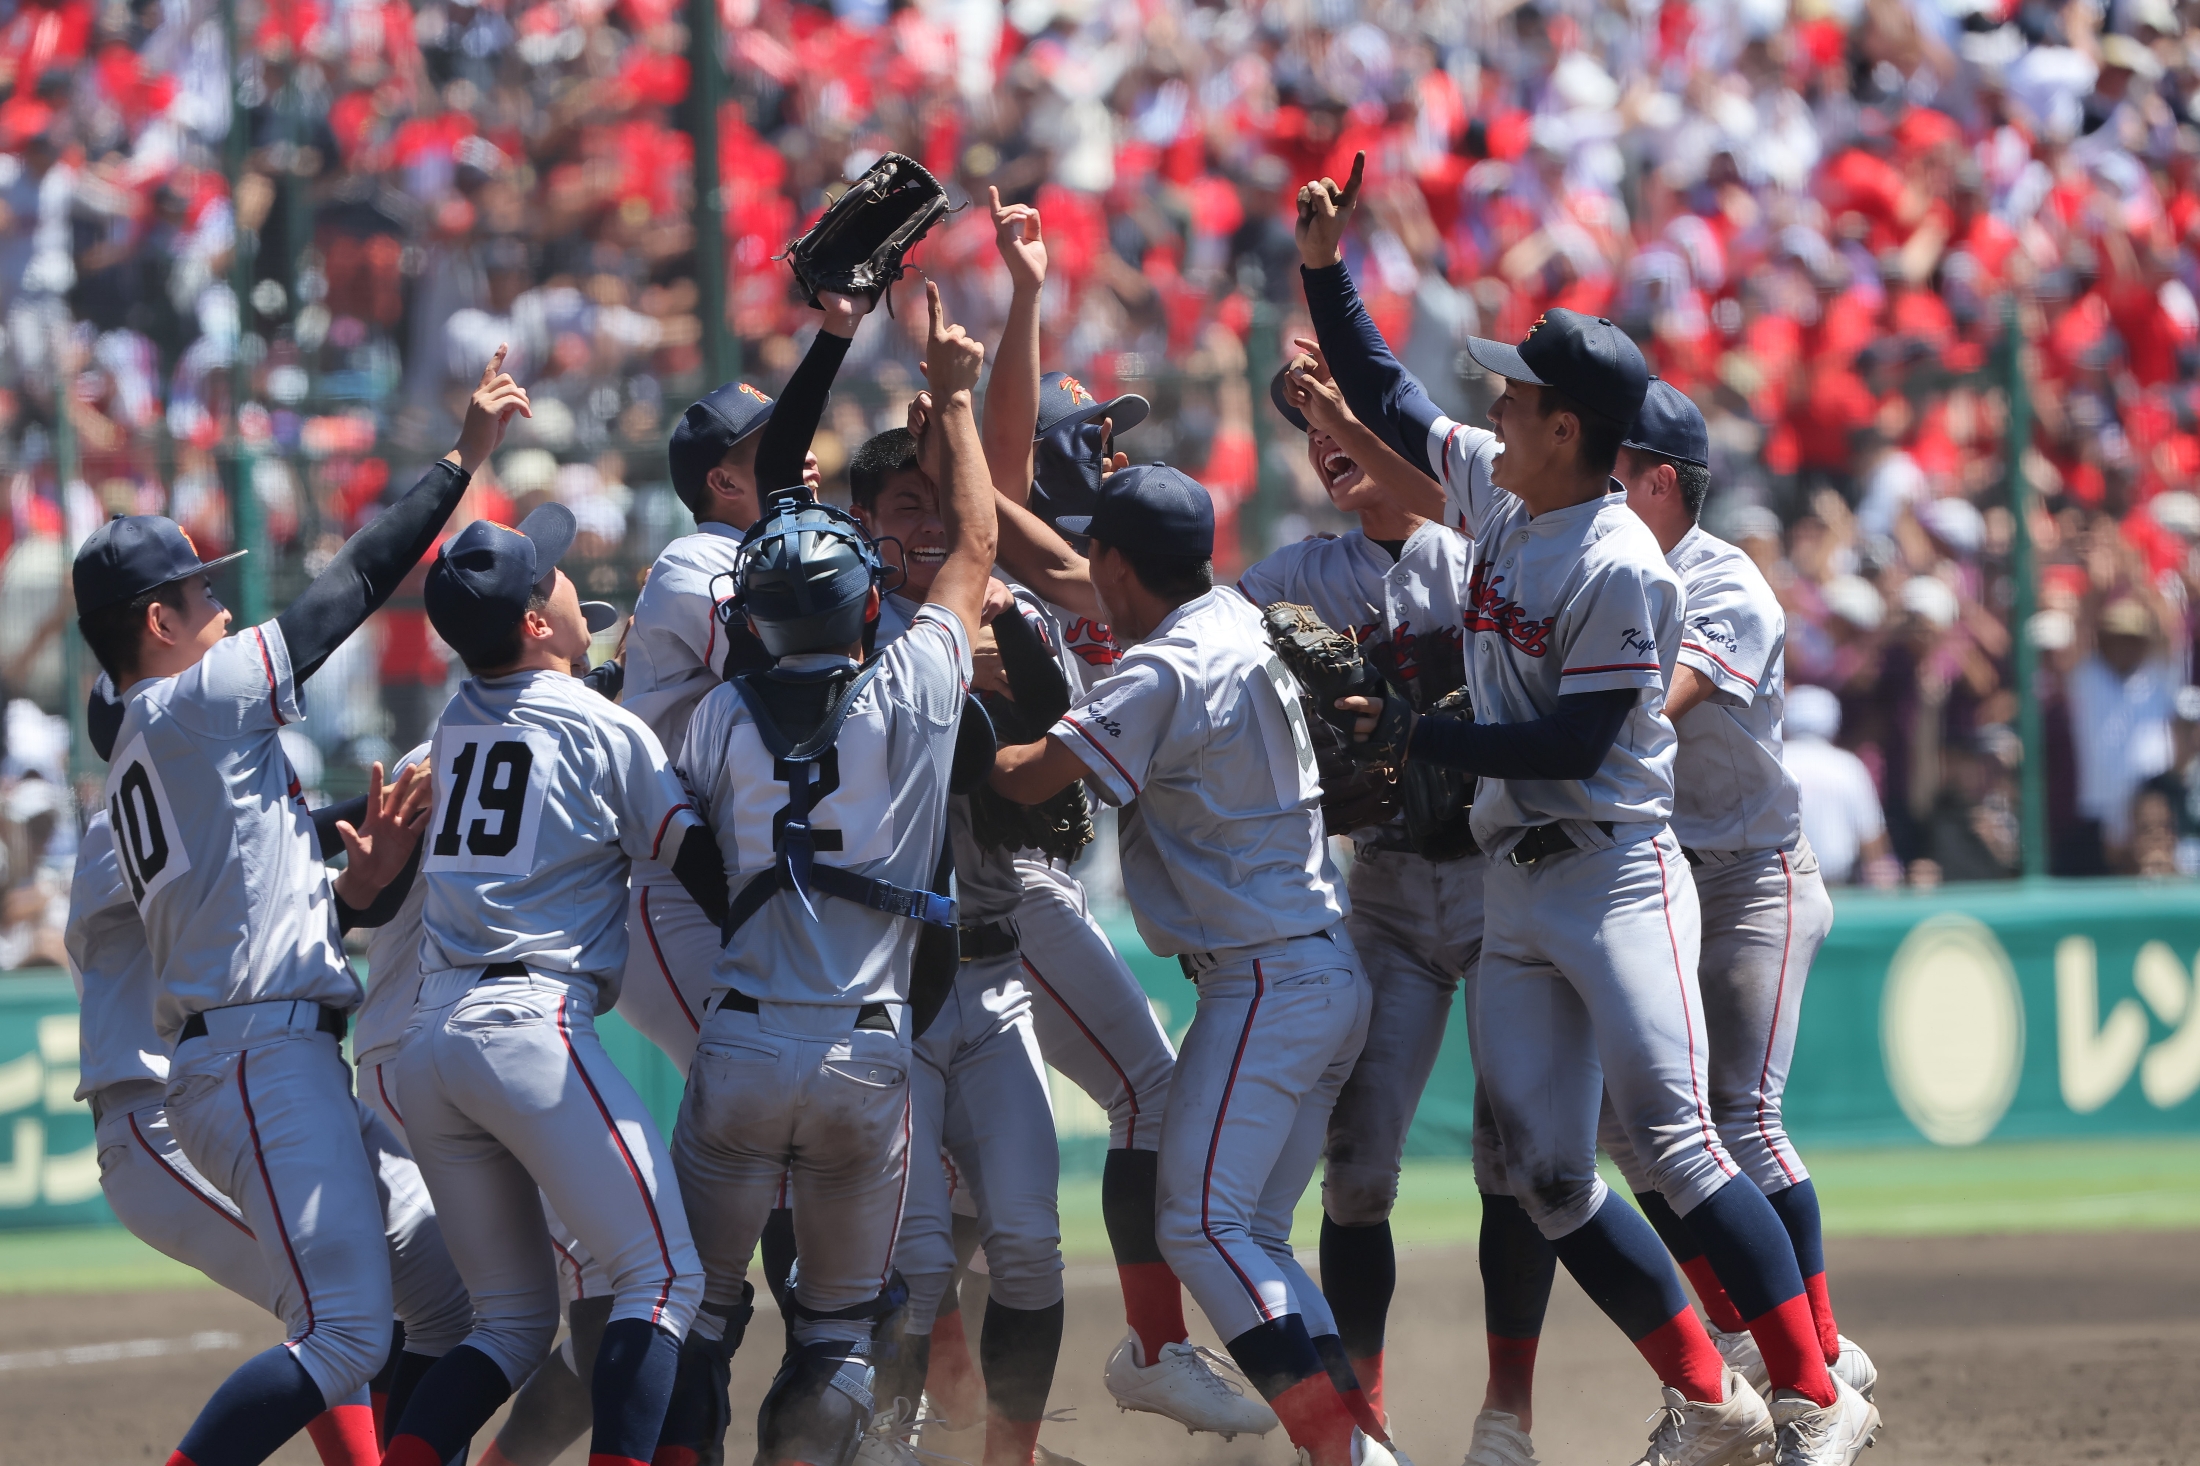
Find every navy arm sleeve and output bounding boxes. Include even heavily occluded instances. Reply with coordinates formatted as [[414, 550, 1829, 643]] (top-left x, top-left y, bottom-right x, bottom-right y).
[[276, 460, 472, 684], [1406, 688, 1637, 781], [581, 658, 624, 700], [1300, 262, 1443, 481], [670, 825, 729, 930], [754, 329, 852, 501]]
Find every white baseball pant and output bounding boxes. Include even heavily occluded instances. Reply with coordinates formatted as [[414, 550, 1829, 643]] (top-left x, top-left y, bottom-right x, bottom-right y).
[[1476, 825, 1743, 1240], [673, 1000, 911, 1348], [1599, 838, 1835, 1196], [1013, 862, 1175, 1151], [163, 1004, 396, 1404], [892, 955, 1063, 1332], [619, 882, 716, 1076], [359, 1046, 612, 1306], [1157, 929, 1370, 1343], [396, 969, 704, 1387], [1324, 847, 1489, 1225]]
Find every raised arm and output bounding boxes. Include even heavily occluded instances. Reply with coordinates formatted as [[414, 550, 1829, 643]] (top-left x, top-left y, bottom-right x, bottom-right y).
[[1281, 342, 1447, 522], [982, 188, 1046, 506], [753, 292, 871, 499], [277, 350, 530, 682], [922, 282, 999, 639], [1296, 153, 1444, 481], [992, 489, 1103, 619]]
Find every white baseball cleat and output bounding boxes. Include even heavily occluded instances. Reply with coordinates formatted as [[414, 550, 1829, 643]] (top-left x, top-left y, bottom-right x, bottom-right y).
[[1462, 1408, 1540, 1466], [1623, 1367, 1775, 1466], [1707, 1326, 1769, 1397], [1769, 1376, 1880, 1465], [1830, 1336, 1876, 1402], [1293, 1428, 1401, 1466], [1103, 1333, 1279, 1438], [852, 1402, 926, 1466]]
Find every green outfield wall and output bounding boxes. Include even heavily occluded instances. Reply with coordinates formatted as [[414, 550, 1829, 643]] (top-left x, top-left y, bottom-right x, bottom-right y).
[[4, 878, 2200, 1228]]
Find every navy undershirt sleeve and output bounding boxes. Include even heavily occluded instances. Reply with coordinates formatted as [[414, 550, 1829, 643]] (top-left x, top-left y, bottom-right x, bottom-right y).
[[1300, 262, 1443, 481], [754, 329, 852, 502], [671, 825, 729, 930], [277, 460, 472, 685], [1406, 688, 1637, 781]]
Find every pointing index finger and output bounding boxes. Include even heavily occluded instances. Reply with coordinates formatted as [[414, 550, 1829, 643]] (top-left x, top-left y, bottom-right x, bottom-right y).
[[926, 278, 944, 337], [1341, 151, 1366, 208], [481, 343, 508, 389]]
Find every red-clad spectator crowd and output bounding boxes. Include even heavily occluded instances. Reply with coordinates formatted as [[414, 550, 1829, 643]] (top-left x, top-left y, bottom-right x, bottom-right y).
[[0, 0, 2192, 919]]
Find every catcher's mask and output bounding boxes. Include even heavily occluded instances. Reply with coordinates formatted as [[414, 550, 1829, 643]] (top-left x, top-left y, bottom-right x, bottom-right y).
[[728, 488, 892, 658]]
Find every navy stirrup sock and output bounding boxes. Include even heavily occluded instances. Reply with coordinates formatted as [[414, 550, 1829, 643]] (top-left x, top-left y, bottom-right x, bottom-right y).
[[171, 1346, 328, 1466]]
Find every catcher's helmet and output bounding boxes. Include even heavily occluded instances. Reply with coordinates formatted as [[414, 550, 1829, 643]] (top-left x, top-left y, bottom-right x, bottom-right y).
[[735, 488, 885, 658]]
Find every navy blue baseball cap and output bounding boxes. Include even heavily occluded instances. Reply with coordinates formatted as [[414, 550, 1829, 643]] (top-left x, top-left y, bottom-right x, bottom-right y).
[[73, 515, 247, 617], [668, 379, 779, 504], [1466, 308, 1650, 425], [1056, 463, 1214, 559], [1035, 371, 1148, 439], [1622, 379, 1710, 468], [1269, 363, 1312, 433], [425, 502, 579, 665]]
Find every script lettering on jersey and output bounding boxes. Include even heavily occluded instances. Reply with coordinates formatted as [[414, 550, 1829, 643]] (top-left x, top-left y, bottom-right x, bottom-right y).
[[1062, 617, 1121, 669], [1620, 627, 1658, 657], [1686, 615, 1739, 654], [105, 733, 193, 907], [423, 724, 558, 875], [1462, 561, 1557, 657]]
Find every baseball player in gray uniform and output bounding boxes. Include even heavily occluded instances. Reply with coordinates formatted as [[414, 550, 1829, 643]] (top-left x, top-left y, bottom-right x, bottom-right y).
[[347, 739, 619, 1466], [669, 281, 993, 1466], [1600, 384, 1876, 1402], [1239, 349, 1483, 1456], [978, 195, 1274, 1441], [70, 351, 528, 1466], [68, 733, 465, 1466], [383, 501, 724, 1466], [622, 369, 827, 1074], [989, 466, 1395, 1466], [1300, 158, 1875, 1466]]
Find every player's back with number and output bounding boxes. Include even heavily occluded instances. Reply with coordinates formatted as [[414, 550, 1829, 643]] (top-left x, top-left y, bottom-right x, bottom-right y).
[[683, 599, 969, 1004], [420, 668, 692, 984], [1060, 579, 1337, 955], [108, 625, 351, 1037]]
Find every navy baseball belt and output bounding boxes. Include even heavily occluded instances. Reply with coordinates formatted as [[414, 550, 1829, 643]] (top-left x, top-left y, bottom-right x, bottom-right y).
[[715, 988, 896, 1032], [959, 919, 1019, 961], [1505, 821, 1615, 867], [178, 1003, 347, 1044]]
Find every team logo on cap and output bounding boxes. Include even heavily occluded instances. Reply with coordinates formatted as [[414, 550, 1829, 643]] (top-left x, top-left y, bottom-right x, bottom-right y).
[[178, 527, 201, 557], [738, 383, 772, 403], [1057, 376, 1094, 406]]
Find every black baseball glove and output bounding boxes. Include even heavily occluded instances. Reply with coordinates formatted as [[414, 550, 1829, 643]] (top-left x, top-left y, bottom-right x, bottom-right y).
[[967, 602, 1096, 862], [1401, 684, 1477, 859], [778, 153, 953, 311]]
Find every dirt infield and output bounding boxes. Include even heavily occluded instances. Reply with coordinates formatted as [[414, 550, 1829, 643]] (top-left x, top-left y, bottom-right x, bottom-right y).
[[3, 1230, 2190, 1465]]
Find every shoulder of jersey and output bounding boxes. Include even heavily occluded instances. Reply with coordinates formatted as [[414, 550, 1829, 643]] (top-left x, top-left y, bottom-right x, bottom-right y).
[[1676, 527, 1774, 593]]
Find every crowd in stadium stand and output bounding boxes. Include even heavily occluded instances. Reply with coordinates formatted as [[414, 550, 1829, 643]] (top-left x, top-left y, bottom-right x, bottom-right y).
[[0, 0, 2192, 957]]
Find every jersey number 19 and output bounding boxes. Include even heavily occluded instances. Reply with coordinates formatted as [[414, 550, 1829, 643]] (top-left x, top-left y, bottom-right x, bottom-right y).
[[424, 725, 557, 875]]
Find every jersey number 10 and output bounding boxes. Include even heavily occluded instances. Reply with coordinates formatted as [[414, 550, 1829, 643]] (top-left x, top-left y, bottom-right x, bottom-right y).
[[105, 735, 194, 908]]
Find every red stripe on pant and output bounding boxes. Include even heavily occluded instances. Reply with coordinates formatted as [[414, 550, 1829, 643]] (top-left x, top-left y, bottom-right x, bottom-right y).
[[557, 995, 679, 1326], [1197, 961, 1271, 1319], [1021, 957, 1141, 1147], [237, 1049, 318, 1348]]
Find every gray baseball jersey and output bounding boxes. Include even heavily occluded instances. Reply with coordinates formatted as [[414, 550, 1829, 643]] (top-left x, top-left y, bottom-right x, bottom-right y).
[[104, 622, 357, 1037], [418, 670, 702, 1001], [353, 743, 434, 1070], [1428, 420, 1685, 848], [1236, 521, 1471, 704], [622, 523, 747, 878], [681, 601, 972, 1006], [1051, 586, 1344, 957], [1665, 526, 1801, 854], [68, 813, 165, 1098]]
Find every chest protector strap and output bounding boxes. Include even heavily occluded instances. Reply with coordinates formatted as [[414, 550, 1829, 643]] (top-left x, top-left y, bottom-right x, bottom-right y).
[[722, 660, 959, 942]]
